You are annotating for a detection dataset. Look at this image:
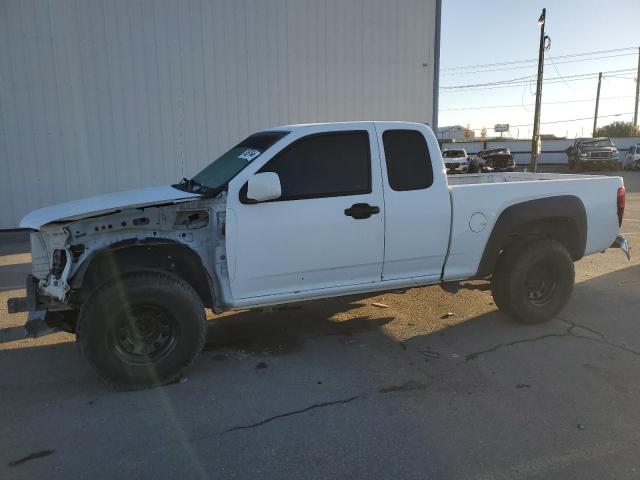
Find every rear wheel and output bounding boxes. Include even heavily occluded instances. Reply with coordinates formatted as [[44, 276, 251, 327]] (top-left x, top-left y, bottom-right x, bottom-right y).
[[491, 239, 575, 324], [78, 271, 207, 389]]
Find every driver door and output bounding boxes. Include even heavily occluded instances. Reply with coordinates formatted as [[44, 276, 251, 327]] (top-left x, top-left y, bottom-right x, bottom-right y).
[[225, 124, 385, 302]]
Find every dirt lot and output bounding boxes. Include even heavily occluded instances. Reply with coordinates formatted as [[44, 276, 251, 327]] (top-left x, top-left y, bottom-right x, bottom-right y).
[[2, 173, 640, 479]]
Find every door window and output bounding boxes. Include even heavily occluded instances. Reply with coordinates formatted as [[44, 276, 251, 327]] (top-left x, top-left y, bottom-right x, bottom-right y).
[[382, 130, 433, 191], [256, 131, 371, 201]]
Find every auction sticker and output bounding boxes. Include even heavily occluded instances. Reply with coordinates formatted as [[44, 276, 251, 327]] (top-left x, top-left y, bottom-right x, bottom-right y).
[[238, 149, 261, 161]]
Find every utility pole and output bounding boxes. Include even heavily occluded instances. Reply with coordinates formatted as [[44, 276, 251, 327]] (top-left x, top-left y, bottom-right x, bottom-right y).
[[634, 47, 639, 127], [529, 8, 546, 172], [593, 72, 602, 137]]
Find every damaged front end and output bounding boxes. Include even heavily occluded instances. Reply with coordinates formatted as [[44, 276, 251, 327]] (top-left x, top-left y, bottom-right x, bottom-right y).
[[7, 191, 230, 339], [7, 226, 78, 337]]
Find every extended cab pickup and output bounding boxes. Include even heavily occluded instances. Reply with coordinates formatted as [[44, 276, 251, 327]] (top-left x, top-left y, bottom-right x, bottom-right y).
[[9, 122, 629, 388]]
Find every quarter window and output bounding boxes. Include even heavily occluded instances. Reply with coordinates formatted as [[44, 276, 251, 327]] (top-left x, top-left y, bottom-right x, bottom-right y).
[[257, 131, 371, 200], [382, 130, 433, 191]]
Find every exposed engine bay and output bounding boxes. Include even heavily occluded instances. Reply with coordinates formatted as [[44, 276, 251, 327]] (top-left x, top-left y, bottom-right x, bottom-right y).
[[25, 194, 230, 316]]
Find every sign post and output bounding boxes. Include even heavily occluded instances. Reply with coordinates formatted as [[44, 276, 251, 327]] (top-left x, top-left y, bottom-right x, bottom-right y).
[[494, 124, 509, 138]]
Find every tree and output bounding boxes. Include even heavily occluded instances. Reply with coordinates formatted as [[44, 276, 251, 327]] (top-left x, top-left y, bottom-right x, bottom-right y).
[[594, 121, 640, 137]]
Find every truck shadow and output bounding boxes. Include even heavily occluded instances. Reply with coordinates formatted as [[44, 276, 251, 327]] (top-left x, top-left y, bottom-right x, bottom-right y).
[[203, 297, 395, 357]]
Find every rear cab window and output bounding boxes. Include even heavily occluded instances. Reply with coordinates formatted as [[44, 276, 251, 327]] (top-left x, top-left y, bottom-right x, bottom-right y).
[[382, 130, 433, 191]]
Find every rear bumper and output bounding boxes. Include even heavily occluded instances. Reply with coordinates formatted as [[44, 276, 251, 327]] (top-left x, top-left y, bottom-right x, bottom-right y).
[[445, 163, 468, 173], [611, 234, 630, 260]]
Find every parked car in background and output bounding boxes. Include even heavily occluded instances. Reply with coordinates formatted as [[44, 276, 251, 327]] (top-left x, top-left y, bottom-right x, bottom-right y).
[[477, 147, 517, 172], [442, 148, 469, 173], [566, 137, 620, 171], [623, 144, 640, 170]]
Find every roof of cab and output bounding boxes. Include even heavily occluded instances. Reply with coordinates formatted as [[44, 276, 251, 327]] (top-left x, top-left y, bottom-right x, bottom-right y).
[[263, 120, 428, 132]]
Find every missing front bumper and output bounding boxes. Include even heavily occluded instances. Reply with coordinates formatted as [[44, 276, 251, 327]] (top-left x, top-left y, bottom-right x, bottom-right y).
[[6, 274, 76, 338], [24, 310, 57, 338], [7, 274, 39, 314]]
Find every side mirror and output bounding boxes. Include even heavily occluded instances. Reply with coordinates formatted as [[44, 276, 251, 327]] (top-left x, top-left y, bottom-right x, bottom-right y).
[[246, 172, 281, 202]]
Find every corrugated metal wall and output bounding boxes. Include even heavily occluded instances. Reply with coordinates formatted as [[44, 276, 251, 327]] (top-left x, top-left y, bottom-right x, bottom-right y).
[[0, 0, 437, 228]]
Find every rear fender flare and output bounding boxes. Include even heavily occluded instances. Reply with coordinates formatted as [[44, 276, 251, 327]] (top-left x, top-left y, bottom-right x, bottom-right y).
[[475, 195, 587, 278]]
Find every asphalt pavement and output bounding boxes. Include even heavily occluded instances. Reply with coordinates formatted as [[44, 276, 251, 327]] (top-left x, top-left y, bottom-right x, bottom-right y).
[[2, 172, 640, 479]]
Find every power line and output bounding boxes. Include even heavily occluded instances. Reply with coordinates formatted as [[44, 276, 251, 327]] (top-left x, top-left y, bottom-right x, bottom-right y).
[[546, 51, 574, 91], [606, 75, 636, 80], [439, 77, 594, 93], [513, 112, 633, 128], [441, 52, 637, 76], [440, 68, 636, 91], [441, 47, 637, 71], [442, 69, 635, 89], [440, 96, 635, 111], [461, 112, 634, 131], [441, 74, 535, 90]]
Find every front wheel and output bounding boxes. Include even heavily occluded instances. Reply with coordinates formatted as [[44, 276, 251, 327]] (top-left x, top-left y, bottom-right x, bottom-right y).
[[491, 239, 575, 324], [78, 271, 207, 389]]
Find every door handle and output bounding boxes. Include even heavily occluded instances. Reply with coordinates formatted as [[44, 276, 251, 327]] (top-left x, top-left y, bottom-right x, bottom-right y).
[[344, 203, 380, 220]]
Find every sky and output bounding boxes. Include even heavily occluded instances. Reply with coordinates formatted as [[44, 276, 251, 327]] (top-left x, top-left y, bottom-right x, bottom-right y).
[[439, 0, 640, 138]]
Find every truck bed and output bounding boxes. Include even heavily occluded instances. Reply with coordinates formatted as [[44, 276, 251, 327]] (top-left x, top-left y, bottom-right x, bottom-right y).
[[443, 172, 623, 281], [446, 172, 609, 185]]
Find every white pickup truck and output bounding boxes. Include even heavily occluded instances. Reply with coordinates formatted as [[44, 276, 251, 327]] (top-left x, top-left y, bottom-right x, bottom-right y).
[[9, 121, 629, 388]]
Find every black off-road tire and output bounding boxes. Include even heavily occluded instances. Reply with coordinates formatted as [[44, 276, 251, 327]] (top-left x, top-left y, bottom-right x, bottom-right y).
[[491, 239, 575, 324], [491, 239, 532, 316], [77, 271, 207, 389]]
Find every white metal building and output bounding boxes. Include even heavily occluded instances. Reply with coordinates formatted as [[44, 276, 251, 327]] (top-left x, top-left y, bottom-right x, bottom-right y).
[[0, 0, 441, 229], [436, 125, 475, 142]]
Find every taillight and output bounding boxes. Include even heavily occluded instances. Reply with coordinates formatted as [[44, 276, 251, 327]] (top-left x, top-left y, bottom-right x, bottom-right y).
[[617, 186, 625, 227]]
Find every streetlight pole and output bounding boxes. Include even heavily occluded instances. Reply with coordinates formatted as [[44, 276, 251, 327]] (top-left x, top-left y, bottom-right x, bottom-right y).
[[529, 8, 546, 173]]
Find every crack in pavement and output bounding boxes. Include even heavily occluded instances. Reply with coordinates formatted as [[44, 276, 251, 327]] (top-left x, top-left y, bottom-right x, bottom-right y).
[[558, 317, 640, 355], [464, 323, 640, 363], [557, 317, 608, 342], [222, 395, 361, 433], [464, 333, 569, 361], [569, 327, 640, 356], [221, 380, 433, 435], [8, 450, 55, 467]]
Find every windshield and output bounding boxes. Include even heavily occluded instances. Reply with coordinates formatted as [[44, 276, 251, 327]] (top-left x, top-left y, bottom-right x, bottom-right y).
[[180, 130, 289, 194], [582, 138, 613, 148], [443, 150, 465, 158]]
